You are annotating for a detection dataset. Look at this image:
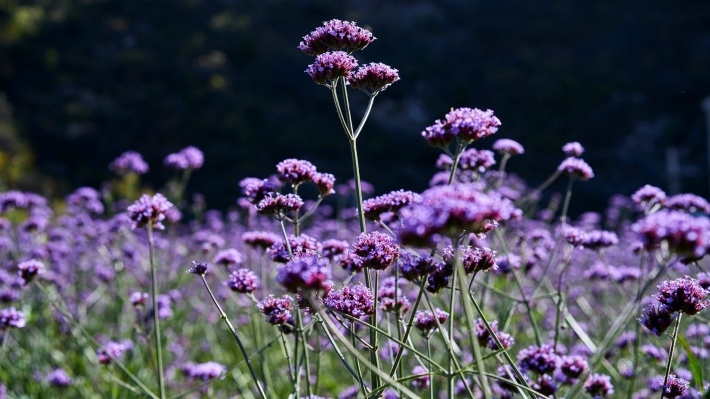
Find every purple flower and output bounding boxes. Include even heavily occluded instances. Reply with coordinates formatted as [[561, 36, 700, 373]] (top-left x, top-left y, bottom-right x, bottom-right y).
[[126, 193, 174, 230], [561, 225, 588, 247], [275, 254, 332, 293], [17, 259, 45, 285], [348, 63, 400, 95], [458, 148, 496, 172], [239, 177, 280, 204], [313, 172, 336, 197], [414, 308, 449, 336], [557, 157, 594, 180], [47, 368, 72, 387], [632, 185, 666, 211], [377, 277, 410, 314], [351, 231, 399, 270], [653, 276, 709, 315], [256, 193, 304, 217], [268, 234, 320, 263], [562, 142, 585, 157], [426, 261, 453, 293], [639, 304, 675, 336], [339, 251, 365, 275], [632, 210, 710, 261], [584, 373, 614, 398], [129, 292, 149, 307], [226, 268, 260, 293], [363, 189, 421, 221], [664, 193, 710, 214], [298, 19, 375, 55], [257, 295, 293, 325], [641, 344, 668, 362], [109, 151, 149, 175], [411, 366, 430, 389], [320, 239, 349, 261], [164, 146, 204, 170], [422, 108, 501, 148], [474, 318, 515, 350], [0, 307, 26, 330], [66, 187, 104, 214], [493, 138, 525, 156], [305, 51, 358, 86], [443, 245, 497, 274], [213, 248, 243, 266], [97, 340, 132, 365], [242, 231, 280, 250], [324, 283, 374, 318], [660, 375, 689, 398], [276, 158, 317, 186], [517, 344, 560, 375], [582, 230, 619, 250], [398, 252, 440, 282], [533, 374, 557, 397], [559, 355, 589, 379], [181, 361, 227, 381]]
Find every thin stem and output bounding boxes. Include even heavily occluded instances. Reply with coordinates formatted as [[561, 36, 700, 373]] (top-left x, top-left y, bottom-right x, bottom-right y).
[[349, 138, 367, 234], [296, 309, 313, 399], [147, 224, 166, 399], [278, 219, 294, 258], [515, 169, 562, 206], [559, 178, 575, 224], [660, 313, 682, 399], [330, 83, 353, 139], [389, 277, 427, 377], [353, 95, 377, 139], [447, 141, 467, 185], [427, 339, 434, 399], [199, 275, 268, 399], [447, 250, 458, 398], [553, 244, 574, 351], [495, 153, 511, 188]]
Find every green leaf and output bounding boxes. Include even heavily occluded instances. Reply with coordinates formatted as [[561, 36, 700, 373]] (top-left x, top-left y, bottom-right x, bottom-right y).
[[677, 334, 704, 393]]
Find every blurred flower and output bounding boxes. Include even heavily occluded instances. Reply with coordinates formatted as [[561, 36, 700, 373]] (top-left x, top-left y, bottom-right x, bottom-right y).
[[96, 340, 132, 365], [664, 193, 710, 214], [181, 361, 226, 381], [126, 193, 174, 230], [633, 210, 710, 261], [411, 366, 430, 389], [305, 51, 358, 86], [17, 259, 44, 285], [275, 254, 331, 293], [226, 268, 260, 294], [298, 19, 375, 55], [584, 373, 614, 398], [363, 189, 421, 221], [66, 187, 104, 214], [242, 230, 280, 250], [458, 148, 496, 173], [0, 307, 26, 330], [558, 157, 594, 180], [109, 151, 149, 175], [239, 177, 280, 204], [474, 318, 514, 350], [562, 142, 584, 157], [493, 138, 525, 156], [443, 245, 497, 274], [129, 292, 149, 307], [320, 239, 349, 262], [46, 369, 72, 387], [268, 234, 320, 263], [559, 355, 589, 379], [660, 375, 689, 398], [414, 308, 449, 337], [582, 230, 619, 250], [313, 172, 336, 197], [398, 252, 440, 282], [639, 305, 675, 336], [164, 146, 204, 170], [517, 344, 560, 375], [213, 248, 243, 267], [348, 63, 400, 95], [632, 184, 666, 211]]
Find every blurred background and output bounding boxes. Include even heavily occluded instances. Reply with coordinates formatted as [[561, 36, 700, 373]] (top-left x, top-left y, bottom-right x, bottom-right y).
[[0, 0, 709, 214]]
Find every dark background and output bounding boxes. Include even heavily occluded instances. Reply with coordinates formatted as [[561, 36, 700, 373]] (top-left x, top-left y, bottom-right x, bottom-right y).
[[1, 0, 709, 214]]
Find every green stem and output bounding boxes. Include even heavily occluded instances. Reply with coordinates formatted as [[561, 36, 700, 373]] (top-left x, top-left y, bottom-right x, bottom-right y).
[[447, 141, 467, 185], [427, 339, 434, 399], [349, 137, 367, 234], [389, 277, 427, 377], [660, 313, 682, 399], [553, 244, 574, 351], [353, 95, 377, 139], [199, 275, 267, 399], [147, 224, 166, 399], [559, 177, 575, 224], [297, 309, 313, 399]]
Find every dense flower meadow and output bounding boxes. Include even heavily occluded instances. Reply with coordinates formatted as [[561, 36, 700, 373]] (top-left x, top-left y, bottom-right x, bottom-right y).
[[1, 19, 709, 399]]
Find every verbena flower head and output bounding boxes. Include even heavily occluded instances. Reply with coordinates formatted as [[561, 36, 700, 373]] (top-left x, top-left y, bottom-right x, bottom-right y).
[[109, 150, 149, 175], [275, 254, 331, 293], [239, 177, 280, 204], [17, 259, 44, 285], [47, 368, 72, 387], [653, 276, 709, 315], [181, 361, 227, 381], [242, 230, 280, 250], [562, 141, 585, 157], [660, 374, 689, 398], [323, 283, 374, 318], [443, 245, 497, 274], [256, 193, 304, 218], [348, 63, 400, 96], [226, 268, 260, 294], [187, 261, 208, 276], [584, 373, 614, 398], [339, 251, 365, 275], [66, 187, 104, 214], [426, 261, 453, 293], [276, 158, 317, 186], [558, 157, 594, 180], [639, 304, 675, 336], [213, 248, 243, 266], [474, 318, 515, 350], [559, 355, 589, 379], [493, 138, 525, 156], [320, 239, 349, 261], [313, 172, 336, 197], [363, 189, 421, 221], [422, 107, 501, 148], [632, 184, 666, 211], [664, 193, 710, 214], [305, 51, 358, 87], [632, 210, 710, 261], [351, 231, 399, 270], [582, 230, 619, 250], [0, 307, 26, 330], [414, 308, 449, 337], [268, 234, 320, 263], [257, 295, 293, 325], [129, 292, 149, 307], [458, 148, 496, 173], [96, 340, 132, 365], [298, 19, 375, 55], [517, 344, 560, 375], [127, 193, 174, 230], [398, 184, 520, 247], [164, 146, 204, 170], [411, 366, 430, 390], [398, 252, 440, 281]]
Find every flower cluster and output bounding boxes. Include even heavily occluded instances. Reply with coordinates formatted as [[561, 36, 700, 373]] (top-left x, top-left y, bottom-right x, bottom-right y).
[[362, 189, 421, 221], [298, 19, 375, 55], [558, 157, 594, 180], [305, 51, 358, 87], [275, 158, 336, 197], [421, 107, 501, 148], [109, 151, 149, 175], [164, 146, 204, 170], [414, 308, 449, 337], [226, 269, 260, 294], [66, 187, 104, 214], [255, 193, 304, 218], [275, 254, 332, 293], [474, 318, 514, 350], [126, 193, 174, 230], [632, 209, 710, 261], [562, 141, 585, 157], [664, 193, 710, 214], [349, 231, 399, 270], [493, 138, 525, 156], [0, 307, 25, 330], [443, 245, 497, 274], [181, 361, 227, 381], [17, 259, 44, 285], [96, 340, 133, 365], [323, 283, 374, 318], [348, 63, 400, 96], [257, 295, 293, 326], [640, 276, 708, 336]]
